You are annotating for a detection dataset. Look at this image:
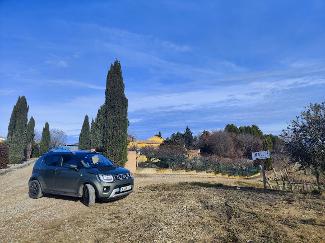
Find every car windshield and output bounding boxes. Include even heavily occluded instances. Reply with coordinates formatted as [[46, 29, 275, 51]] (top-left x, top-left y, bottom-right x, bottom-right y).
[[80, 153, 115, 168]]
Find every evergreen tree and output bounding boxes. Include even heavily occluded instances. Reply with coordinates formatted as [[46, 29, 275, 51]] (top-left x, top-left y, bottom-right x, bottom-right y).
[[251, 125, 263, 137], [103, 60, 128, 165], [79, 115, 91, 150], [163, 132, 185, 147], [25, 116, 35, 159], [262, 135, 274, 151], [7, 96, 29, 163], [40, 122, 50, 154], [91, 105, 105, 149], [90, 118, 95, 148], [239, 125, 263, 137], [184, 126, 194, 149], [225, 124, 239, 134]]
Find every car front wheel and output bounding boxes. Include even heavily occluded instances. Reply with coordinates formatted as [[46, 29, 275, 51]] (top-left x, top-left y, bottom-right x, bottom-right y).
[[82, 184, 96, 206], [28, 180, 43, 199]]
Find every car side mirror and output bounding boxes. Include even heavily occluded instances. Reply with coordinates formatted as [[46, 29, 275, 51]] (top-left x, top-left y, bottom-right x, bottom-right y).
[[69, 164, 78, 171]]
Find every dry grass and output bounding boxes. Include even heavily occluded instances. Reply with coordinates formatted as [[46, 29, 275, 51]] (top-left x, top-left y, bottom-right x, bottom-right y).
[[0, 163, 324, 242]]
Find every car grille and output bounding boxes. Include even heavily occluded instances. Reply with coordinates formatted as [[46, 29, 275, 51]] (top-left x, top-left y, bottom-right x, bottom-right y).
[[114, 173, 131, 181]]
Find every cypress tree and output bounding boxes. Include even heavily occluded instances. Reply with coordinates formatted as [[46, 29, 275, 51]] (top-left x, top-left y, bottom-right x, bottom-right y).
[[79, 115, 91, 150], [91, 105, 105, 149], [103, 60, 128, 165], [40, 122, 50, 154], [25, 116, 35, 159], [184, 126, 194, 149], [7, 96, 29, 163], [90, 118, 95, 148]]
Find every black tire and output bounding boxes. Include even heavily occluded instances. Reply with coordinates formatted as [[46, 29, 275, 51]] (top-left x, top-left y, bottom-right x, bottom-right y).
[[82, 184, 96, 207], [29, 180, 43, 199]]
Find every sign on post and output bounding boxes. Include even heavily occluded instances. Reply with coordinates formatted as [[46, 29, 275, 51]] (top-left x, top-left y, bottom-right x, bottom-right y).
[[252, 151, 271, 190], [252, 151, 270, 160]]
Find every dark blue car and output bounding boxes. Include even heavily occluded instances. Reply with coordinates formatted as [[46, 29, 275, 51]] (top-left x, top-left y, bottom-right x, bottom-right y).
[[28, 149, 134, 206]]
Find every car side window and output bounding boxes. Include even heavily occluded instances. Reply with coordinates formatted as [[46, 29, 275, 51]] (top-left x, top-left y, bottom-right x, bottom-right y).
[[44, 154, 61, 167], [61, 154, 78, 167]]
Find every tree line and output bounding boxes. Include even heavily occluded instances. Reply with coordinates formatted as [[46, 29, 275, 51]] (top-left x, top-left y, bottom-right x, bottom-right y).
[[139, 124, 276, 175], [2, 95, 59, 167], [154, 124, 282, 159], [2, 60, 128, 167], [139, 103, 324, 190]]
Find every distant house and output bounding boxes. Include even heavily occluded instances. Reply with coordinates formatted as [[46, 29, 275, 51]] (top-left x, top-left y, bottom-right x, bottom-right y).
[[128, 135, 164, 150], [0, 137, 5, 143]]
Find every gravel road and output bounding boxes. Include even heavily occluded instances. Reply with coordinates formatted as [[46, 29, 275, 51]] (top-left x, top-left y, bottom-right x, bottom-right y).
[[0, 161, 324, 242]]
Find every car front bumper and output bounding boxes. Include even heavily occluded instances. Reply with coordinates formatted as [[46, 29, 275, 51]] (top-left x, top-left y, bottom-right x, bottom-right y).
[[95, 177, 134, 199]]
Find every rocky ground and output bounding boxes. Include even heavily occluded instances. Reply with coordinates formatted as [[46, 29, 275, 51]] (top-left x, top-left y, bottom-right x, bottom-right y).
[[0, 161, 324, 242]]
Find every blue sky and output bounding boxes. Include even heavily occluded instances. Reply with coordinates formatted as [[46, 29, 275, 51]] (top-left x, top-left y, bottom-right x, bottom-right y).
[[1, 0, 325, 142]]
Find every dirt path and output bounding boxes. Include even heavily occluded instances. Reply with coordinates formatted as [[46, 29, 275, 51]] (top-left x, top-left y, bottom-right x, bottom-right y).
[[0, 162, 324, 242]]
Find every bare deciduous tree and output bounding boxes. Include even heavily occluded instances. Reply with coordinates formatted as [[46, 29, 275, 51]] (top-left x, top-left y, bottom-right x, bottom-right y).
[[207, 131, 236, 158], [50, 129, 67, 148], [236, 133, 263, 158]]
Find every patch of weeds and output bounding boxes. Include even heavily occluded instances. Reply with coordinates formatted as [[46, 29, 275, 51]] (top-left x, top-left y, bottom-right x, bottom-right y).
[[311, 189, 321, 195], [298, 234, 306, 240], [300, 218, 316, 225], [280, 218, 297, 228], [180, 181, 224, 189], [200, 200, 216, 211], [236, 181, 261, 188], [284, 197, 295, 204]]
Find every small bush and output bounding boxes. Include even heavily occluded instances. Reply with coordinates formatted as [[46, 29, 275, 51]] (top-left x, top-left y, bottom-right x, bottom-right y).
[[0, 143, 9, 169], [311, 189, 321, 195]]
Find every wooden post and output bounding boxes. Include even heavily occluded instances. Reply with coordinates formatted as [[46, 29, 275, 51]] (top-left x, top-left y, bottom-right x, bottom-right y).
[[273, 168, 280, 190], [259, 160, 267, 190]]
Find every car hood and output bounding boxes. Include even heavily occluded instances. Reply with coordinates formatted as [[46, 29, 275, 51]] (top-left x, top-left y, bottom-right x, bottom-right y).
[[86, 166, 129, 175]]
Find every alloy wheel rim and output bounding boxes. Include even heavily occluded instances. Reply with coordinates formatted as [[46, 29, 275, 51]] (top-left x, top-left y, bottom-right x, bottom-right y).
[[30, 182, 38, 196]]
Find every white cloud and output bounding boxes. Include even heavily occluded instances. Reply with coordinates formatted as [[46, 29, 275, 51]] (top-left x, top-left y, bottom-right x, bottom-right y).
[[128, 75, 325, 113], [129, 118, 143, 123], [29, 94, 104, 135], [45, 59, 69, 68], [0, 89, 15, 96], [160, 41, 191, 52], [48, 79, 105, 90], [259, 122, 289, 135]]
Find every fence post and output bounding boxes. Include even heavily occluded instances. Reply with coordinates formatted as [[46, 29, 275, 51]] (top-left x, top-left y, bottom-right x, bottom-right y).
[[259, 160, 267, 190]]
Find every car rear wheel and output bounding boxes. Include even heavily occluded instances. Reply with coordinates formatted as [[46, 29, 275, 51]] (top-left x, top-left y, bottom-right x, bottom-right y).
[[29, 180, 43, 199], [82, 184, 96, 206]]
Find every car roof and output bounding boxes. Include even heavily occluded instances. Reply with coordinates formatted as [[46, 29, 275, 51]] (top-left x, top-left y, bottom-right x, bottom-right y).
[[46, 149, 98, 156]]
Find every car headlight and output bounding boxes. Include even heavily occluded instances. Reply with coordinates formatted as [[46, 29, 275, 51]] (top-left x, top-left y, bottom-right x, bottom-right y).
[[98, 174, 114, 182]]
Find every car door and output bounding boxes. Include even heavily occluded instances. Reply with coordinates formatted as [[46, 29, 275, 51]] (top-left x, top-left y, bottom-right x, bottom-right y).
[[54, 154, 81, 195], [41, 154, 62, 191]]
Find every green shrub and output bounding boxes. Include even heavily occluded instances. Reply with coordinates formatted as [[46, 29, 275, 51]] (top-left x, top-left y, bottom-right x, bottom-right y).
[[0, 143, 9, 169]]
